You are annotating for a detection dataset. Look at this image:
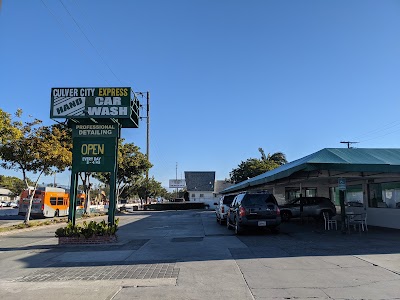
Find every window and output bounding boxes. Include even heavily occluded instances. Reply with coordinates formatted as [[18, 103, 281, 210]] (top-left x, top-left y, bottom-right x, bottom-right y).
[[286, 188, 316, 200], [191, 193, 195, 198], [199, 194, 204, 198], [57, 197, 64, 205], [330, 186, 363, 206], [305, 188, 317, 197], [50, 197, 57, 205], [369, 182, 400, 209]]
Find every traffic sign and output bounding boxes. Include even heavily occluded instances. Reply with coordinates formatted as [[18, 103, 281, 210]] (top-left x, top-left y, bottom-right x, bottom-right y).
[[338, 178, 346, 191]]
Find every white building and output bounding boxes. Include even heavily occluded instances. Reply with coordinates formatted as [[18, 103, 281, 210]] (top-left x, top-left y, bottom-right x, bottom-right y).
[[185, 171, 216, 209]]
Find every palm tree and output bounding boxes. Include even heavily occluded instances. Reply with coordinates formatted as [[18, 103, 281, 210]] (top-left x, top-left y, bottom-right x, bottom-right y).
[[258, 148, 287, 166]]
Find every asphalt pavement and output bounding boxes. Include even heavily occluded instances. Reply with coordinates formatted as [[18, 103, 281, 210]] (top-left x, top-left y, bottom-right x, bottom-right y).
[[0, 210, 400, 300]]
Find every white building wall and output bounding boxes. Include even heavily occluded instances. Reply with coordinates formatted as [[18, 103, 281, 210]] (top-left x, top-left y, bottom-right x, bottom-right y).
[[189, 191, 216, 209], [367, 208, 400, 229]]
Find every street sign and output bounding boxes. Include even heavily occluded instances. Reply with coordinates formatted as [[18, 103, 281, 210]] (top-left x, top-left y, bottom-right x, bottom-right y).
[[169, 179, 186, 188], [338, 178, 346, 191]]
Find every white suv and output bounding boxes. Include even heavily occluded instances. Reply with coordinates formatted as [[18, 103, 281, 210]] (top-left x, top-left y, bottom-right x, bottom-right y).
[[215, 194, 237, 225]]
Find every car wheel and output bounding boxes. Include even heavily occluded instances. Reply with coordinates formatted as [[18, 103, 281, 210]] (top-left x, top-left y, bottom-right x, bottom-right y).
[[235, 218, 243, 235], [281, 211, 291, 222]]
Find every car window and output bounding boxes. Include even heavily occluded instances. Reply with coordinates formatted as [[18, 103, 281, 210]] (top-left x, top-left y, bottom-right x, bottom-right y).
[[242, 194, 277, 206], [223, 195, 236, 205]]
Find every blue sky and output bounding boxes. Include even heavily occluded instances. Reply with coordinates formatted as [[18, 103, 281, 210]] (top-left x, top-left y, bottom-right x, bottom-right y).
[[1, 0, 400, 190]]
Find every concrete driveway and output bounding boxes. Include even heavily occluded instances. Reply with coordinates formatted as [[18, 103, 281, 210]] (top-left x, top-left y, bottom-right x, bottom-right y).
[[0, 210, 399, 300]]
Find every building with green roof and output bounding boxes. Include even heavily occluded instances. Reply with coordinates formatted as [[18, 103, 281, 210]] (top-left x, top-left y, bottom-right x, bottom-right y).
[[222, 148, 400, 229]]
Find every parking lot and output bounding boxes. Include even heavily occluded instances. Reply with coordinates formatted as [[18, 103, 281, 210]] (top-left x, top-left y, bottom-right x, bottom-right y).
[[0, 210, 400, 300]]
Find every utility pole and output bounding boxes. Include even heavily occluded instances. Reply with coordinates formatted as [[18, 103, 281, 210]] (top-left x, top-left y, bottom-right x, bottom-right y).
[[146, 91, 150, 204], [137, 91, 150, 206], [340, 141, 359, 148], [176, 162, 178, 199]]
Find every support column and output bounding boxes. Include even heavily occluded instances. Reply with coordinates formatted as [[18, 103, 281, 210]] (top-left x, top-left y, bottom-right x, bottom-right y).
[[68, 171, 79, 226], [340, 190, 346, 233], [108, 137, 119, 226]]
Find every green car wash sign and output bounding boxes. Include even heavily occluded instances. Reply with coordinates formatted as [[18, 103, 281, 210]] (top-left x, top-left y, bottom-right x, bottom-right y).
[[51, 87, 131, 119]]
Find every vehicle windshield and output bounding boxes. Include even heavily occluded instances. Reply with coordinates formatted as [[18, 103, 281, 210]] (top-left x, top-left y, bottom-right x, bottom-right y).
[[223, 195, 236, 205], [242, 194, 277, 206]]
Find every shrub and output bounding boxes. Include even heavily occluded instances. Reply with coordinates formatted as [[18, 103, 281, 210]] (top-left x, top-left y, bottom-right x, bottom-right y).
[[55, 218, 119, 238]]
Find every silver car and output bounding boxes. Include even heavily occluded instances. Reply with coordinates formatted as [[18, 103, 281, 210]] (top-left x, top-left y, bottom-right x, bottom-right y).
[[215, 194, 237, 225], [280, 197, 337, 222]]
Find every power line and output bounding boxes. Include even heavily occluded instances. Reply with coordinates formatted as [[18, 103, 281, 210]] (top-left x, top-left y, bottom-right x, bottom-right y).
[[58, 0, 123, 85], [353, 120, 400, 141], [40, 0, 110, 84]]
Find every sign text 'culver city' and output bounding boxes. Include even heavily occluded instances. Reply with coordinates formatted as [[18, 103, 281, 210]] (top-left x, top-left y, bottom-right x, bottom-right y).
[[51, 87, 131, 118]]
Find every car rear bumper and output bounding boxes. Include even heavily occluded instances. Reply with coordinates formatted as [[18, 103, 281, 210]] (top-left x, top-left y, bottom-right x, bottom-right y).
[[239, 217, 281, 228]]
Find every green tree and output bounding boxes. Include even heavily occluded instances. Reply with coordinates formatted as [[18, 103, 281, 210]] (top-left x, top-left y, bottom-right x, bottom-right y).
[[258, 148, 287, 165], [133, 176, 169, 200], [93, 140, 152, 203], [0, 108, 22, 144], [0, 111, 72, 223], [0, 175, 33, 197], [229, 149, 287, 184]]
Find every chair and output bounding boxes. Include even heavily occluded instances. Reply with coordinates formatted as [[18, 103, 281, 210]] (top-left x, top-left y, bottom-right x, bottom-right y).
[[323, 211, 337, 230], [351, 212, 368, 232]]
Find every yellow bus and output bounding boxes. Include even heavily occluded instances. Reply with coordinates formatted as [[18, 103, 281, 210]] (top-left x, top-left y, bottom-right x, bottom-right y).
[[19, 187, 85, 218]]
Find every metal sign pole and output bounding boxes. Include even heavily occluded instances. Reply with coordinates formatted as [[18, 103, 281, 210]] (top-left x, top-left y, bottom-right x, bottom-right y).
[[108, 136, 119, 226], [68, 171, 78, 226]]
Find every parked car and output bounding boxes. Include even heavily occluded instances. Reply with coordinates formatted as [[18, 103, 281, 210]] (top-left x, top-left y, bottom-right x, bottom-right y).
[[226, 191, 281, 235], [215, 194, 237, 224], [279, 196, 336, 222], [10, 202, 19, 208]]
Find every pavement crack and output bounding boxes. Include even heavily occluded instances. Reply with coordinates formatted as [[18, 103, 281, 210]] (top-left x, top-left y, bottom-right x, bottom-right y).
[[233, 256, 256, 300], [106, 286, 122, 300]]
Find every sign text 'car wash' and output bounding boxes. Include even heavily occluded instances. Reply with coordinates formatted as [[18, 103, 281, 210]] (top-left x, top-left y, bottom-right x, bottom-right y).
[[51, 88, 131, 118]]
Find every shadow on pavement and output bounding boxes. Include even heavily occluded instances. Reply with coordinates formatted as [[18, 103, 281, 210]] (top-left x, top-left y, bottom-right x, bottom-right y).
[[10, 210, 400, 270]]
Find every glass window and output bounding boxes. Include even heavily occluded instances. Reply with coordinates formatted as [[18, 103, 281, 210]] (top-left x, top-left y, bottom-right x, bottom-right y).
[[50, 197, 57, 205], [199, 194, 204, 198], [370, 182, 400, 209], [305, 189, 317, 197], [57, 197, 64, 205], [346, 185, 363, 206], [191, 194, 195, 198]]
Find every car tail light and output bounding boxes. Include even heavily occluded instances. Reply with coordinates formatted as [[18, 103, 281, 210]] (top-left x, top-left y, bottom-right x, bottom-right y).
[[221, 206, 224, 213], [276, 207, 280, 215], [41, 204, 44, 210], [239, 207, 246, 217]]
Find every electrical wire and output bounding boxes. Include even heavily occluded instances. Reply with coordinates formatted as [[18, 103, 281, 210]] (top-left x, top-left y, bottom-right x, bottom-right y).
[[58, 0, 123, 85], [353, 120, 400, 141], [40, 0, 110, 84]]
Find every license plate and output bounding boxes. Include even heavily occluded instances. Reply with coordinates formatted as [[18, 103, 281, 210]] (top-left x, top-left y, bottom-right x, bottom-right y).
[[258, 221, 266, 226]]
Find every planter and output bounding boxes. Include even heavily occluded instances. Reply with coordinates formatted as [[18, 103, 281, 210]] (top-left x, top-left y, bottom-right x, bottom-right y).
[[58, 235, 117, 245]]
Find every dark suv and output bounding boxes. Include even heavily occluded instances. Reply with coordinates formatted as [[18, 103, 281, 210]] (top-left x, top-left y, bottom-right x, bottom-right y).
[[226, 191, 281, 235], [279, 197, 336, 222]]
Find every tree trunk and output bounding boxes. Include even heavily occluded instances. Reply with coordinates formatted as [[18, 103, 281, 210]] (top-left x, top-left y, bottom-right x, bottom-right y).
[[24, 172, 43, 224]]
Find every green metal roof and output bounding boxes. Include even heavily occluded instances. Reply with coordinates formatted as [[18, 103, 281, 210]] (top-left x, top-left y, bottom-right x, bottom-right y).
[[222, 148, 400, 194]]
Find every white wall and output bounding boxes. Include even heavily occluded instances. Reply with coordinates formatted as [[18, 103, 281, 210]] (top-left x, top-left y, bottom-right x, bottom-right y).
[[367, 208, 400, 229], [189, 191, 216, 209]]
